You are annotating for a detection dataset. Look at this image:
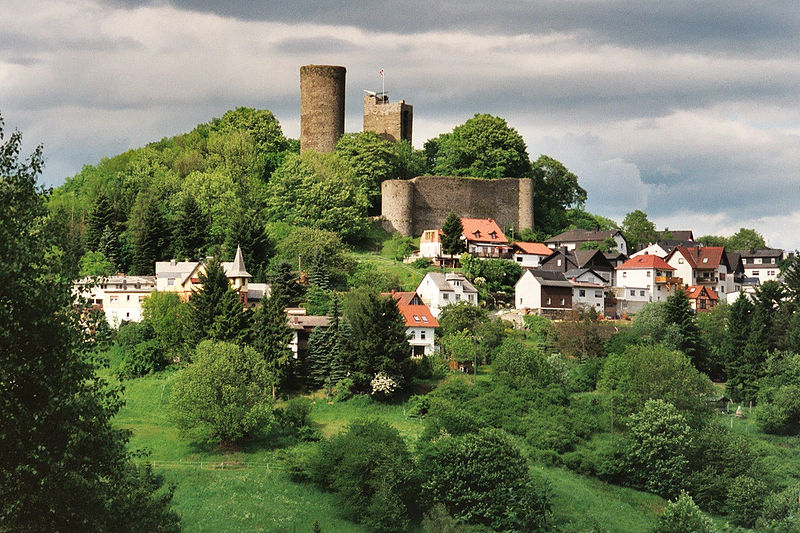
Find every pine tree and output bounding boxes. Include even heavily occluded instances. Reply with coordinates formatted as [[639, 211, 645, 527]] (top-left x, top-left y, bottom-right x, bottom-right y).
[[98, 224, 121, 270], [172, 194, 208, 261], [441, 210, 465, 256], [271, 261, 303, 305], [250, 292, 292, 398], [85, 191, 116, 251], [343, 289, 412, 394], [130, 192, 167, 276], [663, 289, 706, 371], [728, 306, 769, 403], [189, 257, 231, 345], [307, 326, 334, 389], [210, 289, 250, 344], [224, 209, 273, 281]]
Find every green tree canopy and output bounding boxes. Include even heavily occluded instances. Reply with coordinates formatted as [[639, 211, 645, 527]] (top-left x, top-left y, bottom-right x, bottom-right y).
[[335, 131, 400, 212], [266, 151, 369, 243], [78, 250, 115, 277], [598, 344, 714, 423], [342, 289, 412, 394], [250, 292, 293, 398], [0, 114, 180, 531], [170, 340, 274, 444], [621, 209, 657, 250], [531, 155, 587, 237], [418, 427, 551, 531], [425, 114, 531, 178], [653, 490, 715, 533]]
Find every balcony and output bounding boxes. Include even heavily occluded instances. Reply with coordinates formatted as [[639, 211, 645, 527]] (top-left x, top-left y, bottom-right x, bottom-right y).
[[696, 275, 718, 285], [655, 276, 682, 285]]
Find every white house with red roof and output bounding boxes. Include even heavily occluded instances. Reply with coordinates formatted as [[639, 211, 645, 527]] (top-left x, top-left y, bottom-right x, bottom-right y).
[[512, 241, 553, 268], [665, 246, 731, 297], [416, 271, 479, 318], [460, 217, 511, 258], [385, 292, 439, 357], [615, 255, 679, 313], [685, 285, 719, 313]]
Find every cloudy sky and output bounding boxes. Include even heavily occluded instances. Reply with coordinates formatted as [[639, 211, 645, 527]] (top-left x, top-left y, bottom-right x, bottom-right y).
[[2, 1, 799, 247]]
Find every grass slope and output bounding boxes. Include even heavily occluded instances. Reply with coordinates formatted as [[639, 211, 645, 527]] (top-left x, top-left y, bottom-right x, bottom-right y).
[[104, 351, 686, 532]]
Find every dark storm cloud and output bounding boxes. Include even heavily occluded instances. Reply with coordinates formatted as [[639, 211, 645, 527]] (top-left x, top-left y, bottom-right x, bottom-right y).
[[103, 0, 800, 56]]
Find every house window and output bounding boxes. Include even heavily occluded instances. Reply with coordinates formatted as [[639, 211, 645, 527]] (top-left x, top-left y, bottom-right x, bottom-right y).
[[679, 258, 684, 264], [126, 295, 131, 301], [579, 289, 586, 297], [110, 296, 118, 303], [168, 278, 175, 286], [699, 300, 707, 310], [640, 290, 645, 297], [703, 258, 709, 263], [630, 290, 635, 296], [455, 294, 461, 301], [421, 331, 426, 340], [443, 293, 449, 300], [413, 315, 420, 322], [546, 297, 551, 305], [647, 271, 651, 277], [768, 270, 775, 276], [421, 316, 428, 323], [622, 272, 627, 278], [519, 298, 523, 305], [771, 258, 776, 264], [752, 271, 759, 276], [468, 295, 474, 302], [516, 256, 523, 262], [595, 291, 602, 297], [560, 298, 565, 306], [557, 259, 562, 266]]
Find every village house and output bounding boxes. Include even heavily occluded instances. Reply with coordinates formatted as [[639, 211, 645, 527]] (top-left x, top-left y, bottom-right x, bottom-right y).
[[419, 229, 443, 259], [73, 275, 157, 326], [685, 285, 719, 312], [539, 248, 615, 285], [286, 308, 331, 359], [416, 271, 478, 318], [155, 246, 269, 309], [545, 228, 628, 256], [386, 292, 439, 357], [460, 217, 512, 258], [514, 269, 573, 316], [738, 248, 784, 283], [614, 254, 679, 314], [512, 241, 553, 268], [664, 246, 732, 297]]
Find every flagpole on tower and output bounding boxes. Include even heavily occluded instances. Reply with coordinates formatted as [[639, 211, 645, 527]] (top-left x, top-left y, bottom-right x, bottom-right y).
[[380, 68, 385, 98]]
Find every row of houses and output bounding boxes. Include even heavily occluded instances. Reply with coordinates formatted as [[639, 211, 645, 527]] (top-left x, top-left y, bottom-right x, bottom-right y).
[[415, 219, 786, 317]]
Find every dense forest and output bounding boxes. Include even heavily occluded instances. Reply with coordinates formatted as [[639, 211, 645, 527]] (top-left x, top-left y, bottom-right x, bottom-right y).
[[5, 107, 800, 532]]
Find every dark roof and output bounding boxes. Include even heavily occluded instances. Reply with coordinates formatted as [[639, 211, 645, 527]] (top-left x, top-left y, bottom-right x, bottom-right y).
[[545, 229, 621, 244], [737, 248, 784, 258], [530, 270, 573, 287], [657, 230, 694, 241]]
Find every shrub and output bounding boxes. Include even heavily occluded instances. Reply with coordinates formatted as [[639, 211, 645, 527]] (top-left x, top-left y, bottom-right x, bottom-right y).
[[756, 486, 800, 531], [412, 257, 431, 269], [278, 397, 315, 440], [492, 337, 554, 390], [419, 428, 551, 531], [652, 490, 715, 533], [306, 419, 419, 532], [624, 399, 691, 499], [728, 475, 767, 528], [117, 321, 169, 378], [170, 340, 275, 444]]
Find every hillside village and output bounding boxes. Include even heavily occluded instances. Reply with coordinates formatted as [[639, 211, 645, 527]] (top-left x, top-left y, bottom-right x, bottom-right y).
[[9, 62, 800, 533]]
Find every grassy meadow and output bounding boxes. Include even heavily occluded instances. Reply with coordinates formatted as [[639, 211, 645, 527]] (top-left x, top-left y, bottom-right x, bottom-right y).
[[100, 346, 693, 533]]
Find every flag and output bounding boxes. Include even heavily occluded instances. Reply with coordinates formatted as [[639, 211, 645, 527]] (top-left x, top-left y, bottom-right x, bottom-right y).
[[379, 69, 384, 77]]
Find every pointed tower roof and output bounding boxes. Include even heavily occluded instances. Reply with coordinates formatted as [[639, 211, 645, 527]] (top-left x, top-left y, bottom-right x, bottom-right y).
[[222, 245, 252, 279]]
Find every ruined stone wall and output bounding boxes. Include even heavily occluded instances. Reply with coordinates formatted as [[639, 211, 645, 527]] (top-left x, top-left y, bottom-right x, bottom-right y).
[[381, 175, 535, 236], [363, 94, 413, 143], [300, 65, 346, 153]]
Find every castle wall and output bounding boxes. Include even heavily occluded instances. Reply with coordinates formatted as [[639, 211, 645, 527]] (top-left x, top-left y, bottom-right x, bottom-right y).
[[300, 65, 346, 153], [363, 94, 413, 143], [381, 175, 535, 236]]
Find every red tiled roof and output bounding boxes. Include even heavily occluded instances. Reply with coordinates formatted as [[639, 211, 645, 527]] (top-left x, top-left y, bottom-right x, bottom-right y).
[[460, 218, 508, 244], [385, 292, 439, 328], [686, 285, 719, 300], [514, 242, 553, 255], [616, 255, 675, 270], [670, 246, 724, 270]]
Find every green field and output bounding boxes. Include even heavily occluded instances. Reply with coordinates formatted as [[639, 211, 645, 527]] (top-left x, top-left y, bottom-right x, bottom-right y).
[[103, 351, 700, 533]]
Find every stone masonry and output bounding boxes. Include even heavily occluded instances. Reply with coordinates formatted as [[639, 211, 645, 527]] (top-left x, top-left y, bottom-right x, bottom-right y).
[[300, 65, 346, 153], [363, 93, 413, 143], [382, 175, 534, 236]]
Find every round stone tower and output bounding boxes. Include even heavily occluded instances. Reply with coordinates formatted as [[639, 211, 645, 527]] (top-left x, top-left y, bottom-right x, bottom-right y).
[[381, 179, 415, 236], [300, 65, 346, 153]]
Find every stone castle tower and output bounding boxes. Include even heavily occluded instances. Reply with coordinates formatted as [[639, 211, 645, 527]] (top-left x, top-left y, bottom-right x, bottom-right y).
[[300, 65, 346, 153], [363, 93, 413, 143]]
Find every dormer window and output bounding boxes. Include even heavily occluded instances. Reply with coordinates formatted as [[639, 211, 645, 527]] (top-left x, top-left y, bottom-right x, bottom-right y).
[[489, 231, 497, 238], [473, 231, 481, 238], [421, 316, 428, 323]]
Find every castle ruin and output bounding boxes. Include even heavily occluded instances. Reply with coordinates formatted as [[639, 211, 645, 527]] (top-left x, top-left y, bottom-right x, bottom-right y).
[[300, 65, 346, 153], [363, 93, 413, 143], [382, 176, 534, 236]]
